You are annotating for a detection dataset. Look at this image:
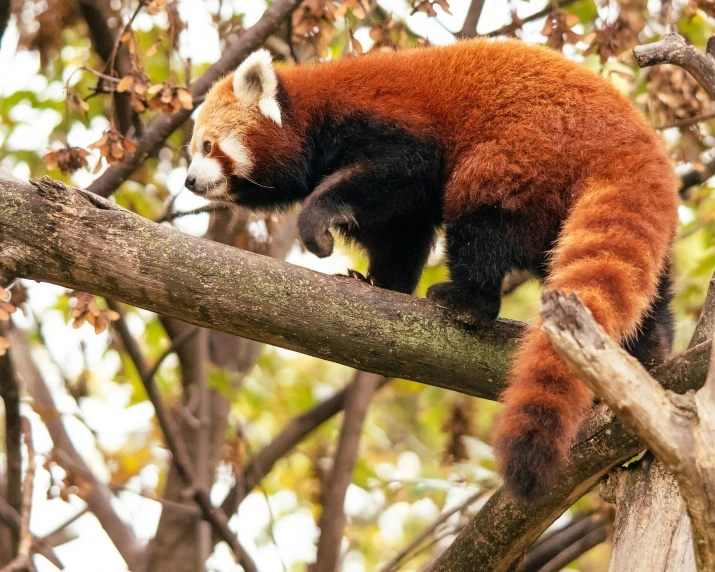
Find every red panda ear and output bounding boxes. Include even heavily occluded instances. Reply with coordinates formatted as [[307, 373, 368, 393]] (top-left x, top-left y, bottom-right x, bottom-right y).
[[233, 49, 282, 126]]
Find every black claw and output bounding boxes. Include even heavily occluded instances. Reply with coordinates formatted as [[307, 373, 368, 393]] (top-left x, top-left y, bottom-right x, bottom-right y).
[[342, 269, 376, 286]]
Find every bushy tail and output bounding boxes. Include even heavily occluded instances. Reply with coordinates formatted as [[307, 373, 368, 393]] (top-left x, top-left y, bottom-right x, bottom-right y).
[[494, 172, 678, 502]]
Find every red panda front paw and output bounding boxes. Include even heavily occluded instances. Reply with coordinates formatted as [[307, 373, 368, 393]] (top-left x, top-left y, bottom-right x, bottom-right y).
[[298, 206, 353, 258], [426, 281, 500, 324], [345, 269, 376, 286]]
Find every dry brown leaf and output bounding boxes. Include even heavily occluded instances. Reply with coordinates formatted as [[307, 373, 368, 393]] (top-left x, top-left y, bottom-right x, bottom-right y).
[[89, 128, 136, 165], [43, 147, 90, 174], [541, 10, 583, 51]]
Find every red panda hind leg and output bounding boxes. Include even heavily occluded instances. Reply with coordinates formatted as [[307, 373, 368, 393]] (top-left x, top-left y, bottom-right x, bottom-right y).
[[494, 174, 678, 502]]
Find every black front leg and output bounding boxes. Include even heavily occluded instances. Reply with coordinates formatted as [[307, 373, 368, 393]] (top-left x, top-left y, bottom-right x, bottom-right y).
[[298, 160, 441, 293], [427, 208, 518, 323], [356, 217, 436, 294]]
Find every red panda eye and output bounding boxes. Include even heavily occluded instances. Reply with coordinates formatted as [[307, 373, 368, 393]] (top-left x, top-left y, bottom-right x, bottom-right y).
[[203, 141, 212, 154]]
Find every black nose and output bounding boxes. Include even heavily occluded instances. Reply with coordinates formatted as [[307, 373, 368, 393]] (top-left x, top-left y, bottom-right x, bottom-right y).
[[185, 175, 196, 191]]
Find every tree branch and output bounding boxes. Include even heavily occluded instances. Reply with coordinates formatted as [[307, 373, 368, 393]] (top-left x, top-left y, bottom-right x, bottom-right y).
[[690, 274, 715, 349], [634, 33, 715, 100], [0, 332, 23, 555], [6, 327, 143, 570], [86, 0, 303, 198], [541, 289, 715, 571], [0, 498, 61, 568], [0, 0, 10, 50], [76, 0, 137, 136], [382, 488, 491, 572], [1, 175, 522, 400], [517, 510, 611, 571], [109, 305, 256, 571], [314, 372, 381, 572], [427, 336, 711, 571], [485, 0, 578, 38], [222, 377, 390, 517], [458, 0, 485, 38]]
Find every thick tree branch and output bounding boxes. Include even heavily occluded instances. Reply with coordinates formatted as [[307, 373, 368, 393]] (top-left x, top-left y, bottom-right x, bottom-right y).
[[314, 372, 381, 572], [428, 336, 711, 571], [0, 176, 522, 400], [541, 289, 715, 571], [86, 0, 303, 198], [634, 33, 715, 100]]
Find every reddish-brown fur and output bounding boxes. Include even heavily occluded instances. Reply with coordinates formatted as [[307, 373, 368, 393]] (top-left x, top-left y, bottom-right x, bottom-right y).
[[199, 39, 680, 498]]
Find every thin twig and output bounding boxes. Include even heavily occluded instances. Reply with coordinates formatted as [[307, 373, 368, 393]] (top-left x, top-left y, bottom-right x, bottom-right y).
[[382, 488, 491, 572], [18, 419, 34, 560], [0, 332, 23, 553], [656, 112, 715, 130], [1, 418, 37, 572], [108, 303, 257, 571], [485, 0, 579, 37], [87, 0, 304, 198]]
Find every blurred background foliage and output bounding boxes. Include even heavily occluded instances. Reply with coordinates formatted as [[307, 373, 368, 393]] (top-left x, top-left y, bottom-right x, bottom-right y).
[[2, 0, 715, 570]]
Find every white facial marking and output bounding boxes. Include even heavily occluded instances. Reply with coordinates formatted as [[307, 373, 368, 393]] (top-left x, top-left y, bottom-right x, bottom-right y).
[[187, 154, 227, 200], [233, 49, 282, 126], [194, 127, 206, 145], [219, 135, 253, 176]]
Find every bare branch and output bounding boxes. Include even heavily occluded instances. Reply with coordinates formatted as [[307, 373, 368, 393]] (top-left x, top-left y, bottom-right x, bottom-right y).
[[314, 372, 381, 572], [0, 498, 61, 568], [6, 327, 143, 569], [541, 289, 715, 571], [222, 377, 390, 517], [1, 176, 522, 400], [76, 0, 137, 135], [458, 0, 485, 38], [16, 418, 34, 563], [0, 332, 22, 553], [634, 33, 715, 100], [690, 274, 715, 349], [518, 510, 611, 571], [427, 337, 711, 571], [0, 418, 37, 572], [86, 0, 303, 198], [110, 307, 256, 571], [485, 0, 578, 38], [534, 527, 607, 572], [382, 489, 491, 572]]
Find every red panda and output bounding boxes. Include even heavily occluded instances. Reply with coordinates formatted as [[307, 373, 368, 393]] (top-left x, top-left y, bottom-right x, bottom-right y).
[[185, 40, 679, 502]]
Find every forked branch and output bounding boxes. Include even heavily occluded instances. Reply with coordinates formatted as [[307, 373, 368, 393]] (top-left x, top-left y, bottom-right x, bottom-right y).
[[541, 289, 715, 571]]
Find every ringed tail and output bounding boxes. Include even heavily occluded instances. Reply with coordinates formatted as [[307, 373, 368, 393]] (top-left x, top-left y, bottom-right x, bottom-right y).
[[494, 160, 678, 502]]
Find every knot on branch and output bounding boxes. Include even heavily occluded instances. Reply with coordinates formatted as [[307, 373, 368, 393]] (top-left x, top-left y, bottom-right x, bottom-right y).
[[540, 289, 606, 351], [30, 176, 121, 212]]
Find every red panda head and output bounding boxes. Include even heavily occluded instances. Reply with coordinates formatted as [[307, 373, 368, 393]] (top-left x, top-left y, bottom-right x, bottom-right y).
[[185, 49, 292, 203]]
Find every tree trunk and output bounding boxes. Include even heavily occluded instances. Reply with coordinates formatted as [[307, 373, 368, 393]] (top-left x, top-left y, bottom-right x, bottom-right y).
[[605, 455, 696, 571]]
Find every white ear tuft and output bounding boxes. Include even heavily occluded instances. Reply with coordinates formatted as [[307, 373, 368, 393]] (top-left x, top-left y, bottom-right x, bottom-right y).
[[259, 98, 282, 126], [233, 49, 282, 125]]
